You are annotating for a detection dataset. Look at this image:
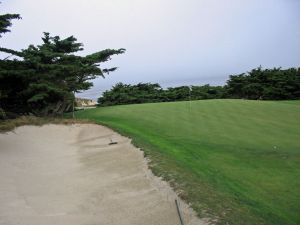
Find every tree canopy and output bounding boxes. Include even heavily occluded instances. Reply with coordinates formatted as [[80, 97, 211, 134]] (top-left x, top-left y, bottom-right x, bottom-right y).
[[98, 67, 300, 106], [98, 83, 226, 106], [0, 12, 21, 37], [0, 10, 125, 117], [226, 67, 300, 100], [1, 7, 299, 115]]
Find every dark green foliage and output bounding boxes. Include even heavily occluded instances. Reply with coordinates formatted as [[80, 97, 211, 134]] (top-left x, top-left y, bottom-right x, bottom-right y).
[[98, 83, 162, 106], [0, 8, 125, 118], [0, 7, 21, 117], [164, 86, 191, 101], [192, 85, 226, 100], [98, 67, 300, 106], [98, 83, 226, 106], [226, 67, 300, 100], [0, 13, 21, 37], [0, 33, 125, 116]]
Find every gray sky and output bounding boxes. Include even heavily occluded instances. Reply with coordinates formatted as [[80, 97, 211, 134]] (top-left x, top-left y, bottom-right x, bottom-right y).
[[1, 0, 300, 99]]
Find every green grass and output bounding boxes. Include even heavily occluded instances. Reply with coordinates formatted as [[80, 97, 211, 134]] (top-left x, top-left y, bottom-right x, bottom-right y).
[[74, 99, 300, 225]]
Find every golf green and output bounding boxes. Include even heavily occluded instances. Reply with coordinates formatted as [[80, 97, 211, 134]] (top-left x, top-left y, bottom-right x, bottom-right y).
[[74, 99, 300, 225]]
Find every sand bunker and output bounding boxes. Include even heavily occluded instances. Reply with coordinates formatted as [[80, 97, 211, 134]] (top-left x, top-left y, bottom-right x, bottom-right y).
[[0, 124, 207, 225]]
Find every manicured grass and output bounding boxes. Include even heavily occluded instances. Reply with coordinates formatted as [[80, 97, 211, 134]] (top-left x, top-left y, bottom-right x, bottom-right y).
[[74, 99, 300, 225]]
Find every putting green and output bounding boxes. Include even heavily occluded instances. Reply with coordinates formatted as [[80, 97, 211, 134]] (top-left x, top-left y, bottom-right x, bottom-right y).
[[74, 99, 300, 225]]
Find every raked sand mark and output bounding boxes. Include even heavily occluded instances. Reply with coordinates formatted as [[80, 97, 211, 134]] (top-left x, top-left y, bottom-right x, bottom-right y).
[[0, 124, 209, 225]]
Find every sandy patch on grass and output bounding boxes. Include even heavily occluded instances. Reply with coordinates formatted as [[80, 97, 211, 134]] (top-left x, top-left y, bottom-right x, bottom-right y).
[[0, 124, 208, 225]]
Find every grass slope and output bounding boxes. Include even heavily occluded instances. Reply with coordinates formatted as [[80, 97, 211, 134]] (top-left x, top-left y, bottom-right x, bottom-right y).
[[74, 99, 300, 225]]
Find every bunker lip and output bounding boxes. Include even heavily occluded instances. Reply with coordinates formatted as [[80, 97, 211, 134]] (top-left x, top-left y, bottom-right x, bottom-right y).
[[0, 124, 209, 225]]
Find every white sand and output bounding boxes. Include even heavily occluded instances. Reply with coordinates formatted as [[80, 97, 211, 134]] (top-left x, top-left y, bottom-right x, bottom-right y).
[[0, 124, 208, 225]]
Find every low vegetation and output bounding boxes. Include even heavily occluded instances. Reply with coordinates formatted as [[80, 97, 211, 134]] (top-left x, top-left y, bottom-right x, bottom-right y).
[[98, 67, 300, 106], [74, 99, 300, 225], [98, 83, 225, 106], [226, 67, 300, 100], [0, 116, 90, 133]]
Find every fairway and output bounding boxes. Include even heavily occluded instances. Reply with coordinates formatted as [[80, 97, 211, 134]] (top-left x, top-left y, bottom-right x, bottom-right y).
[[74, 99, 300, 225]]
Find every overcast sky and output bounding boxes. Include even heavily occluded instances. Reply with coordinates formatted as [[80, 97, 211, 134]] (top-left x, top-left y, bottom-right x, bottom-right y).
[[1, 0, 300, 99]]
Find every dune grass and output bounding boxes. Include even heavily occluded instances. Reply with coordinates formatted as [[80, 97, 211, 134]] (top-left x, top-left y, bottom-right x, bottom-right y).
[[74, 99, 300, 225]]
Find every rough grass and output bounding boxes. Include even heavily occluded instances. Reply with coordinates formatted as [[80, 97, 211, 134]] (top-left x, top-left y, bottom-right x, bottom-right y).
[[0, 116, 90, 133], [74, 99, 300, 225]]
